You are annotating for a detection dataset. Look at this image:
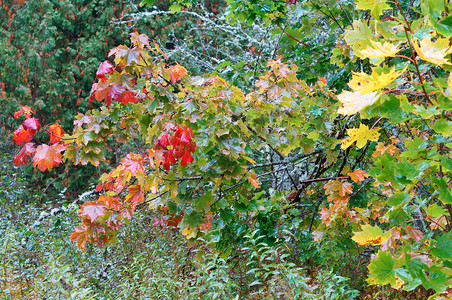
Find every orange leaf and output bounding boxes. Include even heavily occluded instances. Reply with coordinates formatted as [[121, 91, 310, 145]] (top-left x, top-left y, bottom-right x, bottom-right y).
[[168, 64, 187, 83], [14, 142, 35, 166], [70, 226, 88, 251], [48, 123, 65, 144], [13, 125, 33, 145], [248, 172, 261, 188], [347, 169, 369, 184], [125, 184, 144, 209], [324, 180, 353, 197], [32, 143, 66, 171]]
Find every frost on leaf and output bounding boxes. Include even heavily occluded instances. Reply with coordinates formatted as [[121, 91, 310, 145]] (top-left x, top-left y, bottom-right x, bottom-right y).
[[413, 38, 452, 66], [360, 41, 400, 59], [341, 124, 380, 149], [337, 91, 380, 115]]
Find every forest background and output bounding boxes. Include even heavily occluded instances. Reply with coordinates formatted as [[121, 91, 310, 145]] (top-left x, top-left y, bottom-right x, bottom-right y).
[[1, 0, 452, 299]]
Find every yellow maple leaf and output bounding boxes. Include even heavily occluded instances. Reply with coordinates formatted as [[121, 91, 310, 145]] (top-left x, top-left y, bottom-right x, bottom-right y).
[[341, 124, 380, 150], [348, 66, 406, 94], [352, 224, 388, 246], [181, 226, 198, 239], [413, 38, 452, 66], [337, 91, 380, 115], [360, 41, 400, 59]]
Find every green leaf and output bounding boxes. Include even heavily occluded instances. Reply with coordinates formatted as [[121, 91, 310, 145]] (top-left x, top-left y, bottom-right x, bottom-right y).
[[431, 177, 452, 204], [355, 0, 391, 20], [425, 203, 447, 218], [431, 232, 452, 260], [367, 251, 396, 286], [433, 118, 452, 136], [194, 191, 214, 212], [388, 192, 411, 206]]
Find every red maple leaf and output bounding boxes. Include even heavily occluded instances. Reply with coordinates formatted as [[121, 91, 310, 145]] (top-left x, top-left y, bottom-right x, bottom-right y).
[[48, 123, 65, 144], [116, 90, 138, 105], [23, 117, 41, 134], [125, 184, 144, 209], [96, 60, 114, 78], [13, 125, 33, 145], [95, 82, 126, 106], [78, 201, 106, 222], [32, 143, 66, 171], [180, 149, 194, 166], [14, 142, 35, 166]]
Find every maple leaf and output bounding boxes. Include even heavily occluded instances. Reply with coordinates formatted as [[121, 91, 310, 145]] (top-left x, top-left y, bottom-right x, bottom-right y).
[[352, 224, 388, 246], [119, 153, 144, 176], [355, 0, 391, 19], [324, 180, 353, 197], [248, 172, 261, 188], [405, 226, 423, 241], [70, 226, 88, 251], [162, 149, 176, 170], [14, 105, 32, 119], [98, 195, 122, 211], [372, 142, 398, 157], [341, 124, 380, 149], [48, 123, 65, 144], [125, 184, 144, 209], [78, 201, 106, 222], [179, 150, 194, 166], [23, 117, 41, 134], [168, 64, 187, 83], [33, 143, 66, 171], [167, 213, 183, 229], [181, 226, 198, 239], [348, 169, 369, 184], [337, 91, 380, 115], [200, 221, 212, 231], [348, 66, 405, 94], [413, 38, 452, 66], [116, 90, 137, 105], [14, 142, 35, 166], [319, 207, 334, 226], [121, 205, 134, 220], [95, 82, 126, 106], [130, 32, 149, 48], [96, 60, 115, 78], [13, 125, 33, 145], [108, 45, 142, 66], [88, 82, 98, 102], [360, 41, 400, 59]]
